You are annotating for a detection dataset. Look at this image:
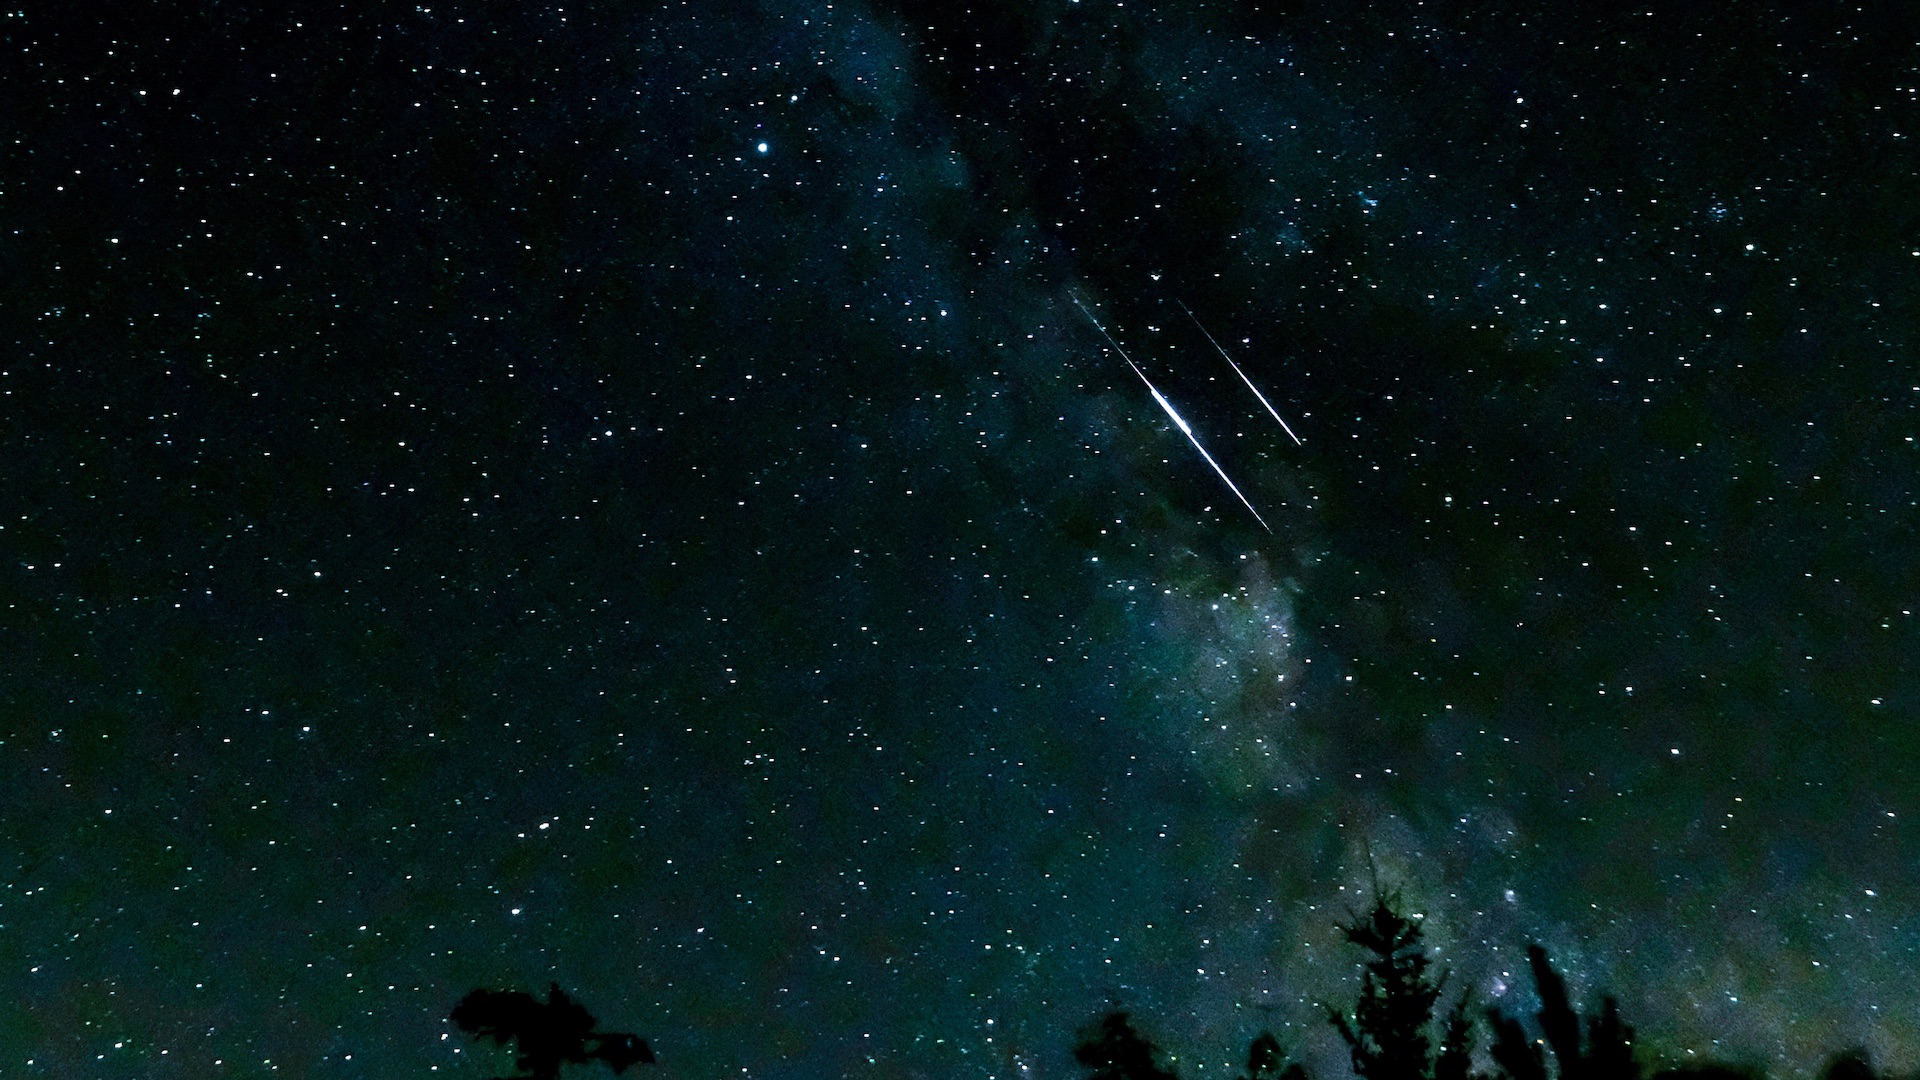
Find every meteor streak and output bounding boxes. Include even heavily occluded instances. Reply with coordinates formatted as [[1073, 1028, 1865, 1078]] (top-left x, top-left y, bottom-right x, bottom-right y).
[[1141, 378, 1272, 534], [1177, 299, 1304, 447], [1071, 294, 1273, 534]]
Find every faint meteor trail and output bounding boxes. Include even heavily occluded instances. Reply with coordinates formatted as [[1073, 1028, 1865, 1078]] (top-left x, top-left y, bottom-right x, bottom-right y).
[[1070, 294, 1273, 533], [1176, 299, 1304, 447]]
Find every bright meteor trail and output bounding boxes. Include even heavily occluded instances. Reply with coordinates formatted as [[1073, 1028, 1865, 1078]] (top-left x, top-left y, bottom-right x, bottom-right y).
[[1177, 299, 1304, 447], [1140, 382, 1273, 534], [1071, 295, 1273, 534]]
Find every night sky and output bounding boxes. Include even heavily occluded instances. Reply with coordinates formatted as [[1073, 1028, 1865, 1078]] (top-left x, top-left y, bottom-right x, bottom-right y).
[[7, 2, 1920, 1077]]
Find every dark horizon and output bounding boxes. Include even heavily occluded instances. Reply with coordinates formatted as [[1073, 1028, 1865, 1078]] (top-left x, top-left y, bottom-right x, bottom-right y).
[[5, 0, 1918, 1077], [445, 901, 1908, 1080]]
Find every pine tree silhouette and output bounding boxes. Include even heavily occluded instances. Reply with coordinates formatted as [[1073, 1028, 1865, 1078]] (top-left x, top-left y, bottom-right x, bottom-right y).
[[1433, 998, 1479, 1080], [1486, 1008, 1547, 1080], [1529, 946, 1586, 1080], [1819, 1050, 1878, 1080], [450, 983, 655, 1080], [1485, 947, 1638, 1080], [1239, 1030, 1309, 1080], [1328, 894, 1449, 1080], [1584, 997, 1638, 1080], [1074, 1011, 1180, 1080]]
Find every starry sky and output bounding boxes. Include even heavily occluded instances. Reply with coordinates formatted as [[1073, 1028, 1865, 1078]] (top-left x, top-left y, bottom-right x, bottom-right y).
[[6, 1, 1920, 1078]]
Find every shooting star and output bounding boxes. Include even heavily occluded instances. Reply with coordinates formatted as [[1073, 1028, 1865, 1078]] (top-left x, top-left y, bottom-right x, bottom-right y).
[[1071, 294, 1273, 534], [1177, 299, 1303, 447]]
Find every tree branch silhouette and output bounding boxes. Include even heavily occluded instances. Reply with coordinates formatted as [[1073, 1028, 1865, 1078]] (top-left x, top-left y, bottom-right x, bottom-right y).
[[450, 983, 655, 1080]]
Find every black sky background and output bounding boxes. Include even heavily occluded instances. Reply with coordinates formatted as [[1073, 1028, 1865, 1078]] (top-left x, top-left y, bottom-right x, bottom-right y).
[[6, 1, 1920, 1077]]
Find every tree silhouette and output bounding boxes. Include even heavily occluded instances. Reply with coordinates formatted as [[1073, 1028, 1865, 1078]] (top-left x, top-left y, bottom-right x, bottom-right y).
[[1328, 894, 1452, 1080], [1530, 946, 1586, 1080], [1240, 1029, 1309, 1080], [1074, 1011, 1180, 1080], [1486, 1007, 1547, 1080], [1485, 947, 1637, 1080], [1819, 1050, 1879, 1080], [1583, 996, 1638, 1080], [1432, 998, 1479, 1080], [450, 983, 655, 1080]]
